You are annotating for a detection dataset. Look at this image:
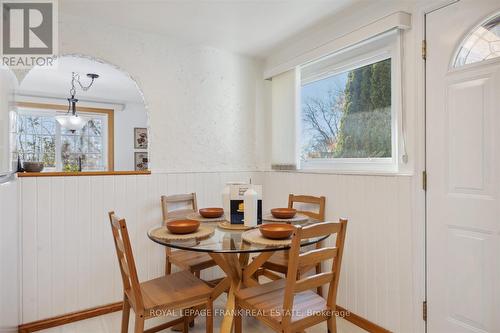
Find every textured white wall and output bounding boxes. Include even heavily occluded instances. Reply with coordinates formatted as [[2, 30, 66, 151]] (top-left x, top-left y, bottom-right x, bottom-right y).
[[59, 15, 269, 173], [114, 102, 148, 171]]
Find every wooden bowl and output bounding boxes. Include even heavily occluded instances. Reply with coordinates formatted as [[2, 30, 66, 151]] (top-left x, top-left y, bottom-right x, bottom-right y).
[[271, 208, 297, 219], [259, 223, 295, 240], [199, 207, 224, 218], [166, 219, 200, 234]]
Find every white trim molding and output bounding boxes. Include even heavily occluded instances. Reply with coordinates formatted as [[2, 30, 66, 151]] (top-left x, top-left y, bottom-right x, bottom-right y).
[[264, 11, 411, 79]]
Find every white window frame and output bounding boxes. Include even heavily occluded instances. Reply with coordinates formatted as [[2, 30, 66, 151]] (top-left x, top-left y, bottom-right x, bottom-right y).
[[298, 31, 402, 173], [17, 108, 108, 171]]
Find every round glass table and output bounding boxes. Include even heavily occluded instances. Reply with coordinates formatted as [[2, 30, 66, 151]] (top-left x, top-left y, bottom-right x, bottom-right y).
[[148, 221, 328, 333]]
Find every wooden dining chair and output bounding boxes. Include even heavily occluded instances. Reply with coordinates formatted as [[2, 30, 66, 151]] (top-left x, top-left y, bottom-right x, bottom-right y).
[[161, 193, 217, 279], [235, 219, 347, 333], [259, 194, 326, 295], [108, 211, 214, 333]]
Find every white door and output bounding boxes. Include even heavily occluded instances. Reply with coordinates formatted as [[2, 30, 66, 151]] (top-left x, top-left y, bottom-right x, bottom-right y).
[[427, 1, 500, 333]]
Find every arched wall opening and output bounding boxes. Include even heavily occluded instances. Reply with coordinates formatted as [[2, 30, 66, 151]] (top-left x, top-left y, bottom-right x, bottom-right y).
[[14, 54, 149, 172]]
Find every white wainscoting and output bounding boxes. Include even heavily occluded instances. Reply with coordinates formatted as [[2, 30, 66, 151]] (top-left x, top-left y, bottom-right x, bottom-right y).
[[18, 171, 261, 323], [18, 171, 415, 333], [0, 178, 20, 333], [263, 171, 414, 333]]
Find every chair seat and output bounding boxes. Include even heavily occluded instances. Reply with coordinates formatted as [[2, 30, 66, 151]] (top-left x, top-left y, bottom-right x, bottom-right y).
[[126, 271, 212, 317], [236, 280, 330, 327], [169, 250, 216, 272]]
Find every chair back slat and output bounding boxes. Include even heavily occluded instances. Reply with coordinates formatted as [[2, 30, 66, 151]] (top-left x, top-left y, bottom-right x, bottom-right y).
[[294, 272, 334, 293], [161, 193, 197, 223], [327, 218, 348, 308], [281, 219, 348, 326], [288, 194, 326, 222], [108, 211, 144, 311], [116, 237, 125, 254], [163, 193, 198, 203], [298, 247, 338, 267], [300, 222, 341, 239], [165, 209, 197, 221], [120, 257, 131, 277]]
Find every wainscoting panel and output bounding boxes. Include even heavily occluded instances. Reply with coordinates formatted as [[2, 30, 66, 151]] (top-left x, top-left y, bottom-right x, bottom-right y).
[[263, 171, 414, 333], [0, 178, 20, 333], [19, 171, 413, 333], [18, 171, 261, 323]]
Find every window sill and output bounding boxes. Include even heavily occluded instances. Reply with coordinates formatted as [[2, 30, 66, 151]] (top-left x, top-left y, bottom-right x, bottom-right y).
[[273, 168, 413, 177], [17, 170, 151, 177]]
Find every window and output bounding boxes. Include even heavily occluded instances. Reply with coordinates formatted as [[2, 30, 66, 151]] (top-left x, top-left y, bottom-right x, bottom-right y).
[[16, 105, 113, 171], [299, 32, 399, 171], [453, 13, 500, 68]]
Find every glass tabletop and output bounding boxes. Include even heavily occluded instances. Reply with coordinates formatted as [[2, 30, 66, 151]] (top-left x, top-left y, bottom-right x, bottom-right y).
[[147, 221, 329, 254]]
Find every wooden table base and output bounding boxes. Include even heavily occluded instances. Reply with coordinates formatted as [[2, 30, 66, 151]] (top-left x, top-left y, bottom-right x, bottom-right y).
[[209, 251, 274, 333]]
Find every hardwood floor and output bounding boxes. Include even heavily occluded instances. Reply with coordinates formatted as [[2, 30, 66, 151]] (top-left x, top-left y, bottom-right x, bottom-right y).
[[38, 296, 367, 333]]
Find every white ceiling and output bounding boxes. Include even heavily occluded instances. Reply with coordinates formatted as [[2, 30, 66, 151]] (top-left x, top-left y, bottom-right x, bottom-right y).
[[60, 0, 357, 57], [19, 56, 144, 104]]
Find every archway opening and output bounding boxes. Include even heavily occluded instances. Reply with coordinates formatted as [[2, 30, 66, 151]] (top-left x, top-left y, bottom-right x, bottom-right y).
[[14, 55, 149, 172]]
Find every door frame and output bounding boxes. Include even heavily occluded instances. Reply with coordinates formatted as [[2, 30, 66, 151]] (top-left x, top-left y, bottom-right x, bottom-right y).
[[413, 1, 461, 332], [420, 1, 471, 333]]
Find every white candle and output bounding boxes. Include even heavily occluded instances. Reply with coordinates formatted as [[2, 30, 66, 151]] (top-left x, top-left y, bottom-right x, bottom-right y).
[[244, 186, 258, 227]]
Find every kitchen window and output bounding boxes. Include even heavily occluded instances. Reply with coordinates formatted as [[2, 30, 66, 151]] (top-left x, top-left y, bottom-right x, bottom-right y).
[[299, 32, 401, 172], [16, 105, 113, 171]]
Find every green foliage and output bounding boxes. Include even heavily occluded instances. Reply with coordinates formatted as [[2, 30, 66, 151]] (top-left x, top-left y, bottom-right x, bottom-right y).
[[63, 163, 80, 172], [335, 58, 392, 158]]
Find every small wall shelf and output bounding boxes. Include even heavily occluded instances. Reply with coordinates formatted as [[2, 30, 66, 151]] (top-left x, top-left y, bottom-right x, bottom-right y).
[[17, 170, 151, 177]]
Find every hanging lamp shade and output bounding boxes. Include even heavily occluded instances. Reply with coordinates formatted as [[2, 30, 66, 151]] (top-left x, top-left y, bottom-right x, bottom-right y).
[[57, 94, 88, 131], [55, 114, 87, 131], [58, 73, 99, 131]]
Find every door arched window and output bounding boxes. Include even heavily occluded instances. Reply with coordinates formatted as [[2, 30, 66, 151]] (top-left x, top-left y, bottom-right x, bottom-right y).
[[453, 13, 500, 68]]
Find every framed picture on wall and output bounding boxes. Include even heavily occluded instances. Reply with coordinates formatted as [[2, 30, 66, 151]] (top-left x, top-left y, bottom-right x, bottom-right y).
[[134, 152, 148, 171], [134, 127, 148, 149]]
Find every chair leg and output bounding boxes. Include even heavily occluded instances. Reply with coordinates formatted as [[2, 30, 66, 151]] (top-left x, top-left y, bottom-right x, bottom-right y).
[[165, 249, 172, 275], [327, 315, 337, 333], [234, 301, 242, 333], [183, 316, 189, 333], [316, 263, 323, 296], [206, 299, 214, 333], [165, 261, 172, 275], [134, 314, 145, 333], [189, 307, 195, 327], [121, 296, 131, 333]]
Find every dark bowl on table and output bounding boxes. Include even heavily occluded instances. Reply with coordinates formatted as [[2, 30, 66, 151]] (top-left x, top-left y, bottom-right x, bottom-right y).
[[166, 219, 200, 234], [259, 223, 295, 240], [271, 208, 297, 219], [23, 162, 44, 172], [199, 207, 224, 218]]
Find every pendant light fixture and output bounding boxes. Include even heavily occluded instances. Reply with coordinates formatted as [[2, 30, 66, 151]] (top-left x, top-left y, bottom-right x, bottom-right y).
[[55, 72, 99, 131]]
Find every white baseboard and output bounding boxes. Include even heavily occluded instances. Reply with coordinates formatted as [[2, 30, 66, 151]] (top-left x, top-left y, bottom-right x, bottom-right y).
[[0, 327, 18, 333]]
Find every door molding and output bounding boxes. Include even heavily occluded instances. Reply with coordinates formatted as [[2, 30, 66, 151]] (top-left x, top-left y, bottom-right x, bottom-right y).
[[414, 1, 461, 333]]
